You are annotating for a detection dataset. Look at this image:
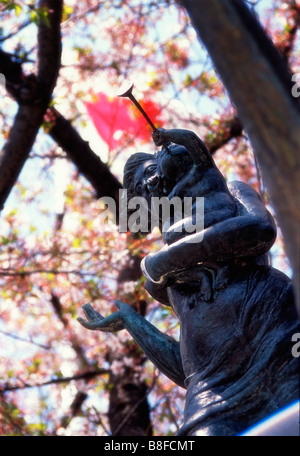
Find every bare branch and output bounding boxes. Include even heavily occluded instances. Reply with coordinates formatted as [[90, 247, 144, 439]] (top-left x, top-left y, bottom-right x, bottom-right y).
[[208, 117, 243, 154], [37, 0, 62, 100], [0, 328, 50, 350], [0, 268, 107, 278], [0, 0, 63, 211], [0, 47, 122, 209], [0, 369, 110, 393], [50, 291, 91, 368], [48, 108, 122, 207], [0, 19, 31, 43], [60, 391, 88, 429]]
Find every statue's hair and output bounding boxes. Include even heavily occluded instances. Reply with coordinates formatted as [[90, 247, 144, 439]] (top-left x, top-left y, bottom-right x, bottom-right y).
[[123, 152, 155, 198]]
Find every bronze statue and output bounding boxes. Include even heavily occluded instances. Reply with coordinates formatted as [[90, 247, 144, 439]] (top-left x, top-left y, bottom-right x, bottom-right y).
[[78, 128, 299, 436]]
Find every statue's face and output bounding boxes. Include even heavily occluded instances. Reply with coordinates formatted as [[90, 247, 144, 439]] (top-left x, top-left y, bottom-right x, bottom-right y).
[[133, 159, 158, 203], [131, 144, 193, 201]]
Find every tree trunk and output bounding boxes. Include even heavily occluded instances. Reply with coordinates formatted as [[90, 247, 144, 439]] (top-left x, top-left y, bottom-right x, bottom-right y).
[[108, 364, 152, 436], [108, 255, 153, 436]]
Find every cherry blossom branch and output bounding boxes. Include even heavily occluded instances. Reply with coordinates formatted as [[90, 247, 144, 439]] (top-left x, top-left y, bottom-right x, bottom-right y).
[[0, 328, 50, 350], [173, 110, 244, 154], [276, 1, 300, 62], [165, 397, 180, 433], [50, 291, 92, 368], [90, 406, 112, 435], [0, 369, 110, 393], [0, 19, 31, 43], [208, 117, 244, 154], [0, 268, 115, 278]]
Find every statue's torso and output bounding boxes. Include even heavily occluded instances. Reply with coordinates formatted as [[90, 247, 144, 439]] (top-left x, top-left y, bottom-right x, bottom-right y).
[[167, 264, 300, 436]]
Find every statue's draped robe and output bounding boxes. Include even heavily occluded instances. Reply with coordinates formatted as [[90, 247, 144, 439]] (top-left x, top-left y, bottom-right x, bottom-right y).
[[165, 264, 299, 436]]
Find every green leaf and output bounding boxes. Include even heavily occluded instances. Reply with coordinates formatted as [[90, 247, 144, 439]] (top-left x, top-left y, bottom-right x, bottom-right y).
[[14, 3, 22, 15], [0, 1, 22, 14], [1, 235, 10, 245], [30, 6, 50, 27], [27, 422, 47, 435], [72, 237, 81, 248], [62, 4, 73, 21]]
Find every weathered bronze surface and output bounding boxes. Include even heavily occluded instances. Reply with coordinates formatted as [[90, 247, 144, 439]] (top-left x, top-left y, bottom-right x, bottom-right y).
[[79, 128, 299, 436]]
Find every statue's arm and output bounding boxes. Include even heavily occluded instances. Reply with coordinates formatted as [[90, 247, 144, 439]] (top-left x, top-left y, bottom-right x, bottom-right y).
[[141, 181, 277, 285], [78, 301, 186, 388], [152, 128, 213, 167]]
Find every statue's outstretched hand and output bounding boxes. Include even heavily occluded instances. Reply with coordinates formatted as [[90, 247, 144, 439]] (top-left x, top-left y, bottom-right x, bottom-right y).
[[78, 302, 126, 332]]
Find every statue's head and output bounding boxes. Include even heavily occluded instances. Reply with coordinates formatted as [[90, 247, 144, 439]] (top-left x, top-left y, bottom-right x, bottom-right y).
[[155, 144, 194, 196], [123, 152, 157, 201], [123, 144, 194, 201], [122, 145, 195, 233]]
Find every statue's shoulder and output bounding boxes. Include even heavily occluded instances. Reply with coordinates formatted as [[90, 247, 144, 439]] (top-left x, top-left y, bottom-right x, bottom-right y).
[[227, 180, 262, 201], [227, 180, 276, 228]]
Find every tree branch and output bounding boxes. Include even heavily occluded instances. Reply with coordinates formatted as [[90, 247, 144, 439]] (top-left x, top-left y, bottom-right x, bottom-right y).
[[0, 328, 50, 350], [0, 369, 110, 393], [0, 47, 122, 209], [0, 0, 63, 211], [0, 268, 101, 277], [37, 0, 62, 101], [60, 391, 88, 429], [207, 116, 244, 154], [48, 108, 122, 206], [276, 2, 300, 63], [0, 19, 31, 43], [50, 291, 92, 369]]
